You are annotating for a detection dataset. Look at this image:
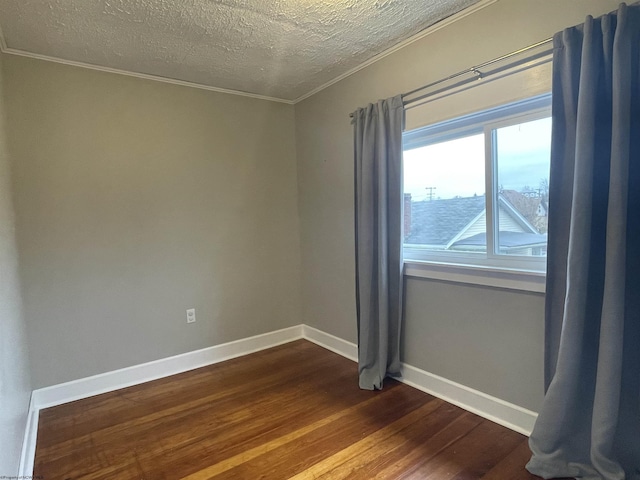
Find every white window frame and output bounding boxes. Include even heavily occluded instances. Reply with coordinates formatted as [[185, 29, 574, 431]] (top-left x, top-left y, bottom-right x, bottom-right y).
[[402, 94, 551, 292]]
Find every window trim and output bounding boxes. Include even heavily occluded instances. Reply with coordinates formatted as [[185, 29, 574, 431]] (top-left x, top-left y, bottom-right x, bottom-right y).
[[402, 93, 552, 285], [404, 260, 546, 293]]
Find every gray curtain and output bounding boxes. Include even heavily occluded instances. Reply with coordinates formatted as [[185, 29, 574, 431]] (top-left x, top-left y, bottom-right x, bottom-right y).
[[352, 95, 404, 390], [527, 4, 640, 480]]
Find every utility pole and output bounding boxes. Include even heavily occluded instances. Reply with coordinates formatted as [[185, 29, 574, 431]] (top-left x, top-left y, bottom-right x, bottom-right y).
[[425, 186, 436, 201]]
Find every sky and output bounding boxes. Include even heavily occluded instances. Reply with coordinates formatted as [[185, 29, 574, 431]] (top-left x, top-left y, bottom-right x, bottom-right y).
[[403, 117, 552, 201]]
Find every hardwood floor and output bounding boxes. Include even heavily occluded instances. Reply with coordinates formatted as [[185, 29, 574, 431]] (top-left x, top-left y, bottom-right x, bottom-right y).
[[34, 340, 541, 479]]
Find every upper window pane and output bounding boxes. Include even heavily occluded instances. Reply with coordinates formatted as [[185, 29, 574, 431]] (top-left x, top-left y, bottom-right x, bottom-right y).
[[403, 133, 485, 253], [495, 117, 551, 257]]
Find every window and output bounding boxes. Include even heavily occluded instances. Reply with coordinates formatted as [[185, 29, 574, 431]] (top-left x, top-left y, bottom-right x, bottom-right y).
[[403, 94, 551, 274]]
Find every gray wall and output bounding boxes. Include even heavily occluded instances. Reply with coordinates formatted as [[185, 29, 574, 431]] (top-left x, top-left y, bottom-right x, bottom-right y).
[[1, 0, 623, 418], [294, 0, 620, 412], [4, 55, 302, 389], [0, 53, 31, 476], [403, 280, 544, 409]]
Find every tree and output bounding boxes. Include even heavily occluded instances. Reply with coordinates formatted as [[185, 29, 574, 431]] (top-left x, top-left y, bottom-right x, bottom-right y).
[[539, 178, 549, 200]]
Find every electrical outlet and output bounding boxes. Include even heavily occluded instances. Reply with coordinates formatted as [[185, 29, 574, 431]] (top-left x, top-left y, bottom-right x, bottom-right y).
[[186, 308, 196, 324]]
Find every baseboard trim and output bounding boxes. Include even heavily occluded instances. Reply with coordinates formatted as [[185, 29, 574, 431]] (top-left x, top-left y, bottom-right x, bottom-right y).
[[302, 325, 358, 362], [400, 364, 538, 436], [21, 323, 538, 474], [302, 325, 538, 436], [302, 327, 537, 436], [31, 324, 303, 410], [18, 394, 39, 478]]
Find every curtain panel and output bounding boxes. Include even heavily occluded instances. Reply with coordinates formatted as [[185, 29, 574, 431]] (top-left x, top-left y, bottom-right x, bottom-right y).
[[527, 4, 640, 479], [352, 95, 404, 390]]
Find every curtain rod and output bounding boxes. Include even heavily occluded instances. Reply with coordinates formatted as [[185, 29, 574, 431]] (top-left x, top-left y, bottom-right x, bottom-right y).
[[350, 37, 553, 118]]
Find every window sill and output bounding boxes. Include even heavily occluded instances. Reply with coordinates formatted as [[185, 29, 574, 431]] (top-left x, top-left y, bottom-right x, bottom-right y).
[[404, 260, 546, 293]]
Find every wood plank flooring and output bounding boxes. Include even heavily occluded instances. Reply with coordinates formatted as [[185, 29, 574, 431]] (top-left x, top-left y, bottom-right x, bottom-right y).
[[34, 340, 542, 479]]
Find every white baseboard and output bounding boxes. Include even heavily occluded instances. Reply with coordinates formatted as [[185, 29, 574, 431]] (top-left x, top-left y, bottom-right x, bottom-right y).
[[18, 395, 39, 478], [302, 326, 537, 436], [400, 364, 538, 436], [31, 324, 303, 410], [302, 325, 358, 362], [21, 323, 538, 474]]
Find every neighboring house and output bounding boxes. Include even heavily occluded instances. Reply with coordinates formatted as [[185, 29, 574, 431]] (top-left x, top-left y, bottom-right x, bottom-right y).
[[537, 200, 549, 217], [501, 189, 549, 233], [404, 193, 547, 255]]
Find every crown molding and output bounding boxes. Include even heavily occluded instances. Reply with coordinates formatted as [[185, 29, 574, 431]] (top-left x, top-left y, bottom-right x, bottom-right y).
[[0, 46, 295, 104], [0, 0, 497, 105], [291, 0, 498, 104]]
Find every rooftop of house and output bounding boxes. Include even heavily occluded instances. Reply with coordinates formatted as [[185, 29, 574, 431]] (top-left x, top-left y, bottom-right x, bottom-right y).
[[405, 193, 547, 249], [405, 194, 485, 246], [451, 231, 548, 250]]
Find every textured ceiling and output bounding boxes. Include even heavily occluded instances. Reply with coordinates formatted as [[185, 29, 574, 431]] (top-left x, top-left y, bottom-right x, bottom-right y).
[[0, 0, 479, 102]]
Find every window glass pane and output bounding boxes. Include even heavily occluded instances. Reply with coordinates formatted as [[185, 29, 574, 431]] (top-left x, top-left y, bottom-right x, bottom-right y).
[[495, 117, 551, 257], [403, 133, 486, 253]]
